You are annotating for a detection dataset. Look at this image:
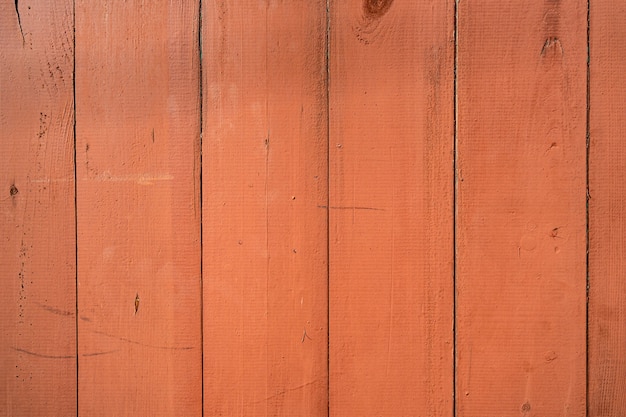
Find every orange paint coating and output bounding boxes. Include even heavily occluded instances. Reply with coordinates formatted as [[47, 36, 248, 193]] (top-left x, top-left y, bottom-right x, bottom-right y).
[[203, 1, 328, 415], [4, 1, 626, 415], [456, 1, 587, 415], [329, 1, 455, 415], [589, 2, 626, 415], [0, 1, 76, 415], [75, 1, 202, 415]]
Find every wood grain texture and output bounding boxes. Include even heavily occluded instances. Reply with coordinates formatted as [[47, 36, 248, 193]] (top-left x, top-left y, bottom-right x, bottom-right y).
[[329, 1, 455, 415], [588, 2, 626, 415], [203, 1, 328, 415], [0, 1, 76, 415], [456, 1, 587, 416], [75, 1, 202, 415]]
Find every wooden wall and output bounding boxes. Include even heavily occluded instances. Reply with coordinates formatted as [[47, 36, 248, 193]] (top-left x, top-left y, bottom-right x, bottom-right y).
[[1, 1, 624, 416]]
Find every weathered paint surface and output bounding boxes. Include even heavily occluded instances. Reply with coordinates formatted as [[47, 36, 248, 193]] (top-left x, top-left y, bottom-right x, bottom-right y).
[[0, 1, 76, 415], [75, 1, 202, 415], [589, 2, 626, 415], [329, 1, 455, 415], [202, 1, 328, 416], [3, 1, 626, 416], [456, 1, 587, 415]]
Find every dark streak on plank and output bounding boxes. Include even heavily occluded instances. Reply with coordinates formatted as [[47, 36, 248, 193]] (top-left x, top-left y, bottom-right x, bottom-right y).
[[89, 329, 194, 351], [36, 302, 74, 317], [81, 350, 119, 357], [11, 347, 74, 359]]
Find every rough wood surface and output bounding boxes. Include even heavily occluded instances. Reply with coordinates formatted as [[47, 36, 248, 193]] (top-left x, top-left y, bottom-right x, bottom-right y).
[[329, 1, 455, 415], [202, 1, 328, 415], [456, 1, 587, 415], [589, 2, 626, 415], [75, 1, 202, 415], [0, 1, 76, 415], [6, 2, 626, 414]]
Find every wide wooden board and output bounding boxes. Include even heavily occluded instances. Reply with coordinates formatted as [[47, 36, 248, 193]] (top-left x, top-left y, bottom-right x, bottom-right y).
[[588, 2, 626, 415], [0, 1, 76, 415], [75, 1, 202, 415], [202, 1, 329, 415], [329, 1, 455, 415], [456, 1, 587, 415]]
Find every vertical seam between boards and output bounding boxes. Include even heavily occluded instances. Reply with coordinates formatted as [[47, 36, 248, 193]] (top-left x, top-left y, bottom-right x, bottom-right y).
[[325, 1, 331, 416], [453, 1, 458, 416], [198, 1, 204, 415], [585, 0, 591, 415], [73, 0, 79, 415]]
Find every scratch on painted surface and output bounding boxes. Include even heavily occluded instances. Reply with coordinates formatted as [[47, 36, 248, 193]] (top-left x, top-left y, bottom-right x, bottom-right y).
[[11, 347, 73, 359], [252, 379, 321, 404], [83, 172, 174, 184], [317, 205, 384, 211], [89, 329, 193, 351]]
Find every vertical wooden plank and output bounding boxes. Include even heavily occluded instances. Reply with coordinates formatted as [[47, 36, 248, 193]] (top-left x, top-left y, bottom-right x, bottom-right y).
[[456, 1, 587, 416], [329, 1, 454, 415], [203, 1, 328, 415], [75, 1, 201, 415], [0, 1, 76, 415], [589, 2, 626, 415]]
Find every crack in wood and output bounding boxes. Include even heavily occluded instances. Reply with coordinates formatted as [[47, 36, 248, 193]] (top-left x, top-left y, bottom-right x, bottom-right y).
[[15, 0, 24, 44]]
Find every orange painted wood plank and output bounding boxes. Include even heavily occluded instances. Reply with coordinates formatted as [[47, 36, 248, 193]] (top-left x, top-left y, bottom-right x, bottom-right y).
[[329, 2, 454, 415], [202, 1, 328, 416], [456, 1, 587, 415], [75, 1, 202, 415], [0, 1, 76, 415], [588, 3, 626, 415]]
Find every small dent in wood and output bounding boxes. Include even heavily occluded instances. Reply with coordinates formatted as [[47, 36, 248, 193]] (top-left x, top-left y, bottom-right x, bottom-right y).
[[547, 142, 558, 152], [10, 184, 19, 196], [544, 350, 558, 362], [541, 37, 563, 56]]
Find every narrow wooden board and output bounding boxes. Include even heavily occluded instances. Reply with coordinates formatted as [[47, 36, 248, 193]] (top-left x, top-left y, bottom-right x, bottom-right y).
[[0, 1, 76, 415], [456, 1, 587, 415], [329, 1, 455, 415], [75, 1, 202, 415], [202, 1, 328, 415], [589, 2, 626, 415]]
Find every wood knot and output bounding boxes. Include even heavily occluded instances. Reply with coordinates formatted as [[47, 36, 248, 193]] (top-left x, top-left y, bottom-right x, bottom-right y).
[[363, 0, 393, 18]]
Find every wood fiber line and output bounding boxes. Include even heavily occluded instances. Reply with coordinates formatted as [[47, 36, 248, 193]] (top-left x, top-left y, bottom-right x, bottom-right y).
[[0, 1, 76, 415], [329, 1, 455, 415], [202, 1, 328, 415], [456, 1, 587, 416], [588, 2, 626, 415], [75, 1, 202, 415]]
